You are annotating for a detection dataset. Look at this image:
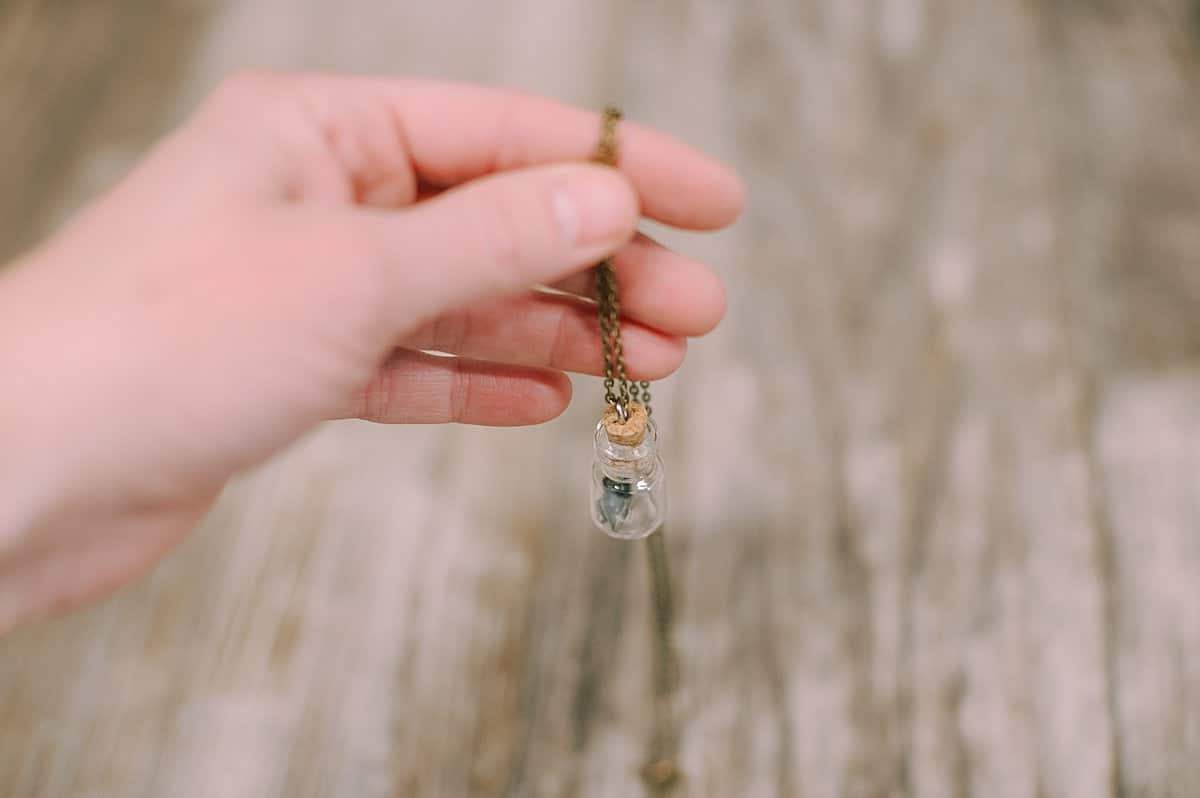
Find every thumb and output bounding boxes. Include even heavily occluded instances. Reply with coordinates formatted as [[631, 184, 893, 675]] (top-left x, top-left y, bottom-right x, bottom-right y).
[[361, 163, 639, 320]]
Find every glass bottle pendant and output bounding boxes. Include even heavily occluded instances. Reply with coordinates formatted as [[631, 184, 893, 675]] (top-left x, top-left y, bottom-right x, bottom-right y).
[[590, 403, 667, 540]]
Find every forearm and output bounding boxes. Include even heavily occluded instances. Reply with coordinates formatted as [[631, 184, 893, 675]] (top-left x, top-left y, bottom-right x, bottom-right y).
[[0, 252, 140, 629], [0, 255, 71, 627]]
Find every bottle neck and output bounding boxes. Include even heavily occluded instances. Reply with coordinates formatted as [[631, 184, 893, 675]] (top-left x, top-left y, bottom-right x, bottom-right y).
[[594, 420, 659, 481]]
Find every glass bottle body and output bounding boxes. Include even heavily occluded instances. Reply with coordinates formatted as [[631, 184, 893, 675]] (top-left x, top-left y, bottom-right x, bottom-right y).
[[590, 418, 666, 540]]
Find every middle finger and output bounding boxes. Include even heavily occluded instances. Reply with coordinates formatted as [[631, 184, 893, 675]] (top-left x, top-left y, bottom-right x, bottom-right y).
[[549, 233, 727, 337], [401, 291, 687, 380]]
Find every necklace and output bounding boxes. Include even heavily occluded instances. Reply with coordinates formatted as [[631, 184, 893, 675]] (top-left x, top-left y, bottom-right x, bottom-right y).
[[589, 107, 663, 541], [589, 107, 680, 791]]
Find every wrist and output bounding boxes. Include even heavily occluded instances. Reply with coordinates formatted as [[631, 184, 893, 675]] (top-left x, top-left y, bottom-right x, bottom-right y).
[[0, 253, 97, 622], [0, 248, 216, 631]]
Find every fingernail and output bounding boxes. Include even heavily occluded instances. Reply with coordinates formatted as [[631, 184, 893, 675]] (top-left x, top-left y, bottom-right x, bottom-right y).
[[553, 166, 637, 252]]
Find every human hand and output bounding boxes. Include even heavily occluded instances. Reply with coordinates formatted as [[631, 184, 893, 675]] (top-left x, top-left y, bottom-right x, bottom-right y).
[[0, 73, 744, 629]]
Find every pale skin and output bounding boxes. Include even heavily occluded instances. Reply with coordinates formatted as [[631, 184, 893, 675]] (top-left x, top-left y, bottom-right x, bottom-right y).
[[0, 73, 745, 633]]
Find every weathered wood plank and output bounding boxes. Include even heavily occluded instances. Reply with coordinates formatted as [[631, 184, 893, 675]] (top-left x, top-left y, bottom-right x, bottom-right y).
[[0, 0, 218, 261], [3, 1, 1200, 796]]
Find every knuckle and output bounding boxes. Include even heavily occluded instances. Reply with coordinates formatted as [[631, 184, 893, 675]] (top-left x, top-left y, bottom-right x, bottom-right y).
[[472, 180, 559, 288], [330, 220, 392, 333], [290, 215, 391, 339], [478, 195, 528, 277], [431, 308, 472, 353], [546, 304, 574, 369], [359, 365, 394, 422], [447, 360, 472, 423], [488, 92, 525, 171]]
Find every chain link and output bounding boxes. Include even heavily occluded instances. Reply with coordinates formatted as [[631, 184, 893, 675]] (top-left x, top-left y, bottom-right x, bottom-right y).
[[592, 107, 676, 792], [593, 107, 651, 416]]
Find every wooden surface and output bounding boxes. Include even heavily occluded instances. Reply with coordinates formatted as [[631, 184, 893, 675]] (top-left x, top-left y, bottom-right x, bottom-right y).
[[4, 1, 1200, 796]]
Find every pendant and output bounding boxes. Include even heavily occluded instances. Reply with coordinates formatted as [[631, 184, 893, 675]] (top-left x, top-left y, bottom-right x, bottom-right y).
[[590, 402, 667, 540]]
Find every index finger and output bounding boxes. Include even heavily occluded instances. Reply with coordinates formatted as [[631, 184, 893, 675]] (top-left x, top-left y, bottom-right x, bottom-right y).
[[316, 76, 746, 230]]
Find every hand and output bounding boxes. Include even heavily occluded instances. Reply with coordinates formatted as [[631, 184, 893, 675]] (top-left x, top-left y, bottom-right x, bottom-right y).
[[0, 73, 744, 629]]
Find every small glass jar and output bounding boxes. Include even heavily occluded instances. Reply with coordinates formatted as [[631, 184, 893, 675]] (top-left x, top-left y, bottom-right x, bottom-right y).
[[590, 416, 667, 540]]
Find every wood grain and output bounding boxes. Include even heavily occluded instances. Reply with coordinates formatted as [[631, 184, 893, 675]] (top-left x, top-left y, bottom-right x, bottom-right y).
[[3, 1, 1200, 796]]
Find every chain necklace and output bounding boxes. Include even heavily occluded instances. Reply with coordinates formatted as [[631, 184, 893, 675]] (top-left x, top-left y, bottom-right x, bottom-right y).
[[589, 107, 680, 791], [593, 108, 651, 417]]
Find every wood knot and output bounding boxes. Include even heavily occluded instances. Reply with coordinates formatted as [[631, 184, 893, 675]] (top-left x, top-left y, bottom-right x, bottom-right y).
[[603, 402, 648, 446], [641, 758, 681, 791]]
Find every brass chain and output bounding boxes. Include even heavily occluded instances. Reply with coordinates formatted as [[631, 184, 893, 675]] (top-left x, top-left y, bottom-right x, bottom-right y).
[[642, 528, 680, 791], [592, 108, 676, 792], [593, 107, 651, 416]]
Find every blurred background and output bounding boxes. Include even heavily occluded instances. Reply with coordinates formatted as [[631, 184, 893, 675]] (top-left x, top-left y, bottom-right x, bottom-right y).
[[3, 1, 1200, 796]]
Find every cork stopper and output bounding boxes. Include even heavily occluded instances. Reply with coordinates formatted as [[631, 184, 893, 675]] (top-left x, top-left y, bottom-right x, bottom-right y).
[[603, 402, 649, 446]]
